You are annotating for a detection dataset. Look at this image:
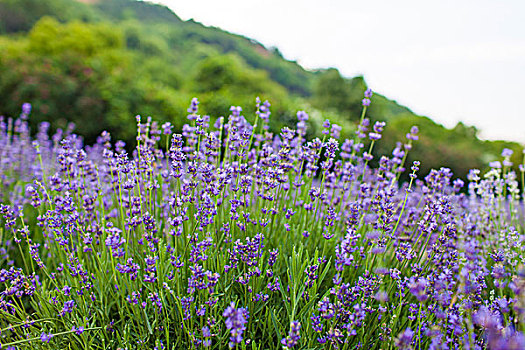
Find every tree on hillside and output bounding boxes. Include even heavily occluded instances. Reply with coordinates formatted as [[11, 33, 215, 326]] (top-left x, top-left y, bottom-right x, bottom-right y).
[[312, 69, 366, 121], [0, 0, 96, 33]]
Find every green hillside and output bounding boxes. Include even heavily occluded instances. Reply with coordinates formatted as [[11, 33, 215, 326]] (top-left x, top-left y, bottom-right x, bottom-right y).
[[0, 0, 521, 178]]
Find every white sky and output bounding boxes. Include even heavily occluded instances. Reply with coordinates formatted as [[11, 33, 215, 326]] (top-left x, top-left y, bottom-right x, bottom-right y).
[[157, 0, 525, 143]]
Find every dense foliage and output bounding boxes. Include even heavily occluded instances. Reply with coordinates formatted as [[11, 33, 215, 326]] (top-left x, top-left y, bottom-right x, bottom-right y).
[[0, 0, 522, 180], [1, 94, 525, 349]]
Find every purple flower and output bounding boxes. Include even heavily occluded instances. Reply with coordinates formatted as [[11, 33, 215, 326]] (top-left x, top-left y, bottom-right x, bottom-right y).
[[406, 125, 419, 141], [22, 102, 32, 115], [41, 332, 53, 343], [281, 321, 301, 348], [187, 97, 199, 115], [223, 302, 249, 348], [395, 328, 413, 349], [409, 277, 428, 302], [105, 228, 125, 250], [453, 178, 464, 191], [72, 326, 84, 335], [330, 124, 342, 139], [202, 326, 212, 347], [297, 111, 309, 122], [368, 132, 382, 141], [230, 105, 242, 117], [311, 314, 323, 332], [364, 88, 373, 98], [322, 120, 331, 135], [59, 299, 75, 316], [161, 122, 173, 135], [362, 98, 371, 107], [374, 291, 389, 303], [489, 161, 502, 169], [473, 306, 501, 330], [373, 121, 386, 133], [501, 148, 513, 157]]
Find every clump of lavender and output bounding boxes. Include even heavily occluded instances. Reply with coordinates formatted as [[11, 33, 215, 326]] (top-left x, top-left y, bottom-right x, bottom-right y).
[[0, 95, 524, 349]]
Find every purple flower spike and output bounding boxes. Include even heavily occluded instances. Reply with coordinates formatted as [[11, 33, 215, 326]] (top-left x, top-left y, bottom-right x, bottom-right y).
[[297, 111, 309, 122], [489, 161, 502, 169], [322, 119, 331, 135], [501, 148, 513, 157], [22, 102, 32, 115], [408, 277, 428, 302], [281, 321, 301, 348], [406, 125, 419, 141], [330, 124, 342, 139], [72, 326, 85, 335], [187, 97, 199, 115], [223, 302, 249, 348], [40, 332, 54, 343], [395, 328, 413, 349]]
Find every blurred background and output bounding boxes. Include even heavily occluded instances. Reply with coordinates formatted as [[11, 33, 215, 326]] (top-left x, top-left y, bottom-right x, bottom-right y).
[[0, 0, 523, 180]]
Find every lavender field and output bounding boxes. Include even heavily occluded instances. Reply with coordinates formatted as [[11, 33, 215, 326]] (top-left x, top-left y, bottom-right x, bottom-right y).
[[0, 92, 524, 349]]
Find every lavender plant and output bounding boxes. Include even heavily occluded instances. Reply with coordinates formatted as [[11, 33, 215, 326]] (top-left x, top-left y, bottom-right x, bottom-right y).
[[0, 91, 524, 349]]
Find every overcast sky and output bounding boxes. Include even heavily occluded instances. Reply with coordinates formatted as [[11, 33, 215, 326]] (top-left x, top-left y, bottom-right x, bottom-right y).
[[158, 0, 525, 143]]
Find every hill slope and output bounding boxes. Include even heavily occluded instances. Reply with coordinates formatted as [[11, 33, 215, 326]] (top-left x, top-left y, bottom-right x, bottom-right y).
[[0, 0, 521, 178]]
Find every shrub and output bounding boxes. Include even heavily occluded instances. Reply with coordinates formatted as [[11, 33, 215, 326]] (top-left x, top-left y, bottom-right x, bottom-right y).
[[0, 92, 524, 349]]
